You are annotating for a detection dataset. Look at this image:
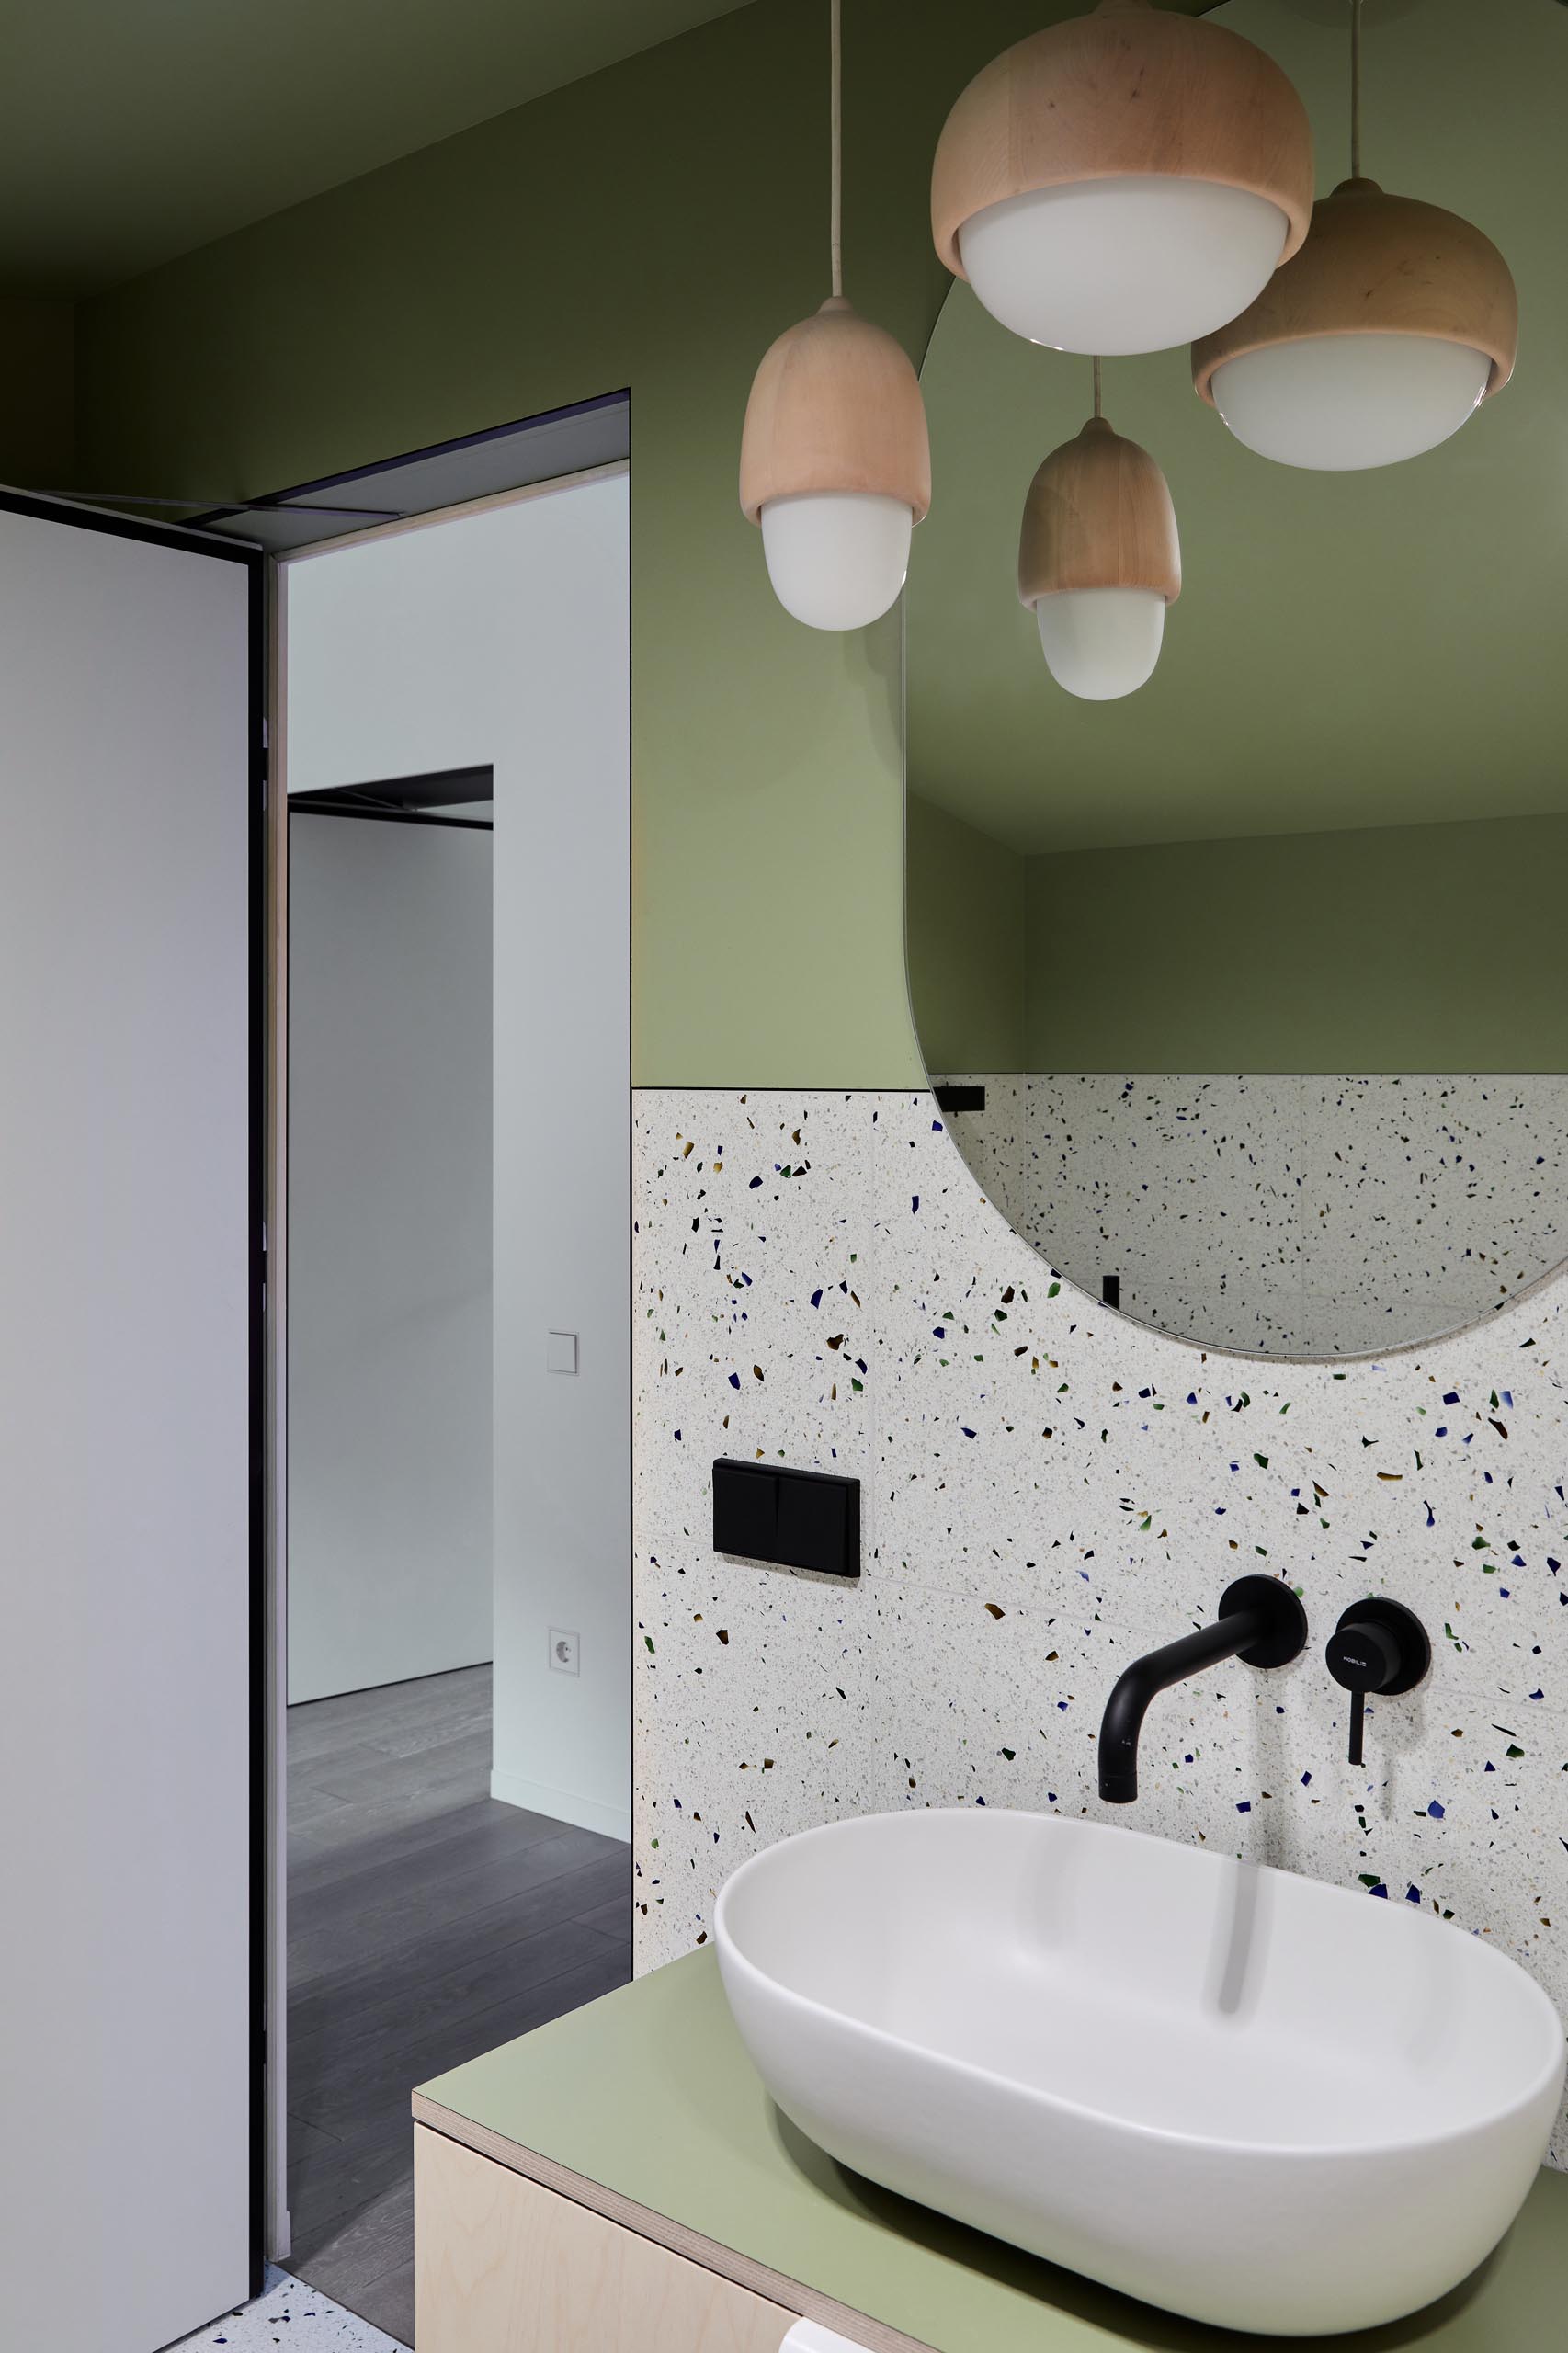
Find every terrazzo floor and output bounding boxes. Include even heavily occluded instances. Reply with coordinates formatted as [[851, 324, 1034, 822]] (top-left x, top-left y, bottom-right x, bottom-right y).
[[169, 2266, 406, 2349]]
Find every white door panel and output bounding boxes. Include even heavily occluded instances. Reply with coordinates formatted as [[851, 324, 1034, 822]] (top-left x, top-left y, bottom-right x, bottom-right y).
[[0, 500, 257, 2351]]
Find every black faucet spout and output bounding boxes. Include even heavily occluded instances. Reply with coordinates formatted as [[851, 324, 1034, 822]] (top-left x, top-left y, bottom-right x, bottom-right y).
[[1096, 1575, 1308, 1804]]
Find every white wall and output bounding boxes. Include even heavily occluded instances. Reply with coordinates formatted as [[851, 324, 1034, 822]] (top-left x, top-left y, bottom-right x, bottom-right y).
[[284, 472, 631, 1836], [287, 812, 494, 1704]]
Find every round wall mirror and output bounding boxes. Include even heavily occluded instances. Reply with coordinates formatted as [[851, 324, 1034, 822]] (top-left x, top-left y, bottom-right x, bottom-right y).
[[904, 0, 1566, 1360]]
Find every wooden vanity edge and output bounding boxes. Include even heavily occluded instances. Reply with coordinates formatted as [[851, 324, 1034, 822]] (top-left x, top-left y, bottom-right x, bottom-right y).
[[410, 2092, 937, 2353]]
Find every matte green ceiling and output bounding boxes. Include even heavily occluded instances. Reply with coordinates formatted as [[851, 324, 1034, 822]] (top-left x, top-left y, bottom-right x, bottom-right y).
[[1, 0, 756, 295], [907, 0, 1568, 856]]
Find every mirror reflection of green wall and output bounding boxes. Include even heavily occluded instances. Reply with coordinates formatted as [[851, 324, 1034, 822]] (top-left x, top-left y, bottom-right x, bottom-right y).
[[905, 0, 1568, 1361]]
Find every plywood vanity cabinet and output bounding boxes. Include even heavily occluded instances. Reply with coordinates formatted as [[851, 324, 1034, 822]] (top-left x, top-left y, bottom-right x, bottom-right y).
[[415, 2125, 800, 2352], [412, 1951, 1568, 2353]]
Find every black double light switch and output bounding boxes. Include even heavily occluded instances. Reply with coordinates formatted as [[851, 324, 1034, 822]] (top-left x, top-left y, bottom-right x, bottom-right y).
[[712, 1458, 860, 1578]]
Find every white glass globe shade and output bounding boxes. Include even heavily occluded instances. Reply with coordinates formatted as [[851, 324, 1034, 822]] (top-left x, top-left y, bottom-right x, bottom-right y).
[[958, 176, 1288, 355], [1035, 588, 1165, 701], [759, 491, 914, 631], [1210, 332, 1493, 471]]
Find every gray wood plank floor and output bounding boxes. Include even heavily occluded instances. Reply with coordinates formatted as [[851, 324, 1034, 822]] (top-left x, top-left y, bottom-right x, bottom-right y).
[[287, 1663, 631, 2347]]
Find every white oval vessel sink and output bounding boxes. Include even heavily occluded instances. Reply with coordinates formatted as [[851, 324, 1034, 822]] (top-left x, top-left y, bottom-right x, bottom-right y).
[[715, 1811, 1564, 2336]]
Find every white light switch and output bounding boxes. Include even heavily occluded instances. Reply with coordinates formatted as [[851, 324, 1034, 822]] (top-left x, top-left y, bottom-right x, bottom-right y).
[[546, 1330, 578, 1375]]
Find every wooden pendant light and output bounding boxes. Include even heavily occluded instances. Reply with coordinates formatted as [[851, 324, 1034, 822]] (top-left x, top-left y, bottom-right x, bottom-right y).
[[740, 0, 929, 532], [740, 297, 931, 524], [1194, 2, 1517, 417], [1017, 415, 1181, 611], [932, 0, 1314, 280], [1192, 176, 1518, 409]]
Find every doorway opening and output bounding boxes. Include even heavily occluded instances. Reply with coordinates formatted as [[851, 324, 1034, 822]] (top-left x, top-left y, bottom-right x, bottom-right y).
[[272, 425, 631, 2346]]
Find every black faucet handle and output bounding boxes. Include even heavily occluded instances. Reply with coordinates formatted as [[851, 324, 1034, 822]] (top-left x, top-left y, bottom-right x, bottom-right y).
[[1346, 1687, 1367, 1769], [1325, 1616, 1402, 1693], [1325, 1598, 1430, 1766]]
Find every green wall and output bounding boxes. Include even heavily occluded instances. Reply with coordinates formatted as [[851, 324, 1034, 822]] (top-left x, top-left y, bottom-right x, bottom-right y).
[[1020, 812, 1568, 1074], [906, 793, 1026, 1072], [0, 293, 74, 487], [34, 2, 1551, 1088], [70, 0, 1205, 1087], [903, 807, 1568, 1074]]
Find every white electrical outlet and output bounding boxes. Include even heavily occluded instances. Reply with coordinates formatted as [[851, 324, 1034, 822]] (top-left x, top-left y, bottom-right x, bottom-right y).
[[549, 1628, 580, 1676]]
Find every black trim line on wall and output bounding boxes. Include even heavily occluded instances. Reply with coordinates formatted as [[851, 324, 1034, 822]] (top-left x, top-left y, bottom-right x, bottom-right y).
[[289, 765, 494, 832], [289, 802, 493, 834], [0, 483, 260, 560], [186, 387, 631, 532], [245, 548, 267, 2302], [300, 764, 494, 809]]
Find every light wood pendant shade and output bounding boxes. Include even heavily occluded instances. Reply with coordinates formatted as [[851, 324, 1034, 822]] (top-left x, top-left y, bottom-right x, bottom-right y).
[[1192, 176, 1518, 409], [739, 297, 931, 524], [741, 0, 929, 628], [1017, 416, 1181, 610], [1191, 0, 1517, 473], [931, 0, 1315, 278]]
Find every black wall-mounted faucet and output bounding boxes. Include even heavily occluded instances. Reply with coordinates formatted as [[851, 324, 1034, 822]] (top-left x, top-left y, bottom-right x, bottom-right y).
[[1097, 1575, 1309, 1803], [1325, 1597, 1430, 1765]]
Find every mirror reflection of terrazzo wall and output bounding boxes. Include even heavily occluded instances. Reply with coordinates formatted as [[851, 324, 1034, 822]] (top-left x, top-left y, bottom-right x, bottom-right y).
[[934, 1074, 1568, 1358], [632, 1089, 1568, 2168]]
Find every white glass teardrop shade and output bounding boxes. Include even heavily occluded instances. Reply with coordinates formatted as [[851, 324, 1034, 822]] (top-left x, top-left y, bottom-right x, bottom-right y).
[[1210, 332, 1494, 470], [759, 492, 914, 631], [1035, 589, 1165, 701], [958, 176, 1289, 356]]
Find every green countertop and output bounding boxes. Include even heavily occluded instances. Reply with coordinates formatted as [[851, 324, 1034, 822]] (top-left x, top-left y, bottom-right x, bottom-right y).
[[418, 1950, 1566, 2353]]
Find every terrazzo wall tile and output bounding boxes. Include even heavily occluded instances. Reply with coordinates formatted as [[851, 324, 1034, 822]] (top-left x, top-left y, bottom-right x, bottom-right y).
[[633, 1087, 1568, 2164], [934, 1073, 1568, 1358], [632, 1092, 884, 1923], [1302, 1076, 1568, 1346], [632, 1092, 876, 1513], [634, 1547, 885, 1924], [926, 1071, 1036, 1243]]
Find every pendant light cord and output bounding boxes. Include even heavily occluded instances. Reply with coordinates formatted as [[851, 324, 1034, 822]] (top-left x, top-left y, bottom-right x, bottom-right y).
[[1349, 0, 1363, 179], [1093, 357, 1103, 420], [830, 0, 844, 298]]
